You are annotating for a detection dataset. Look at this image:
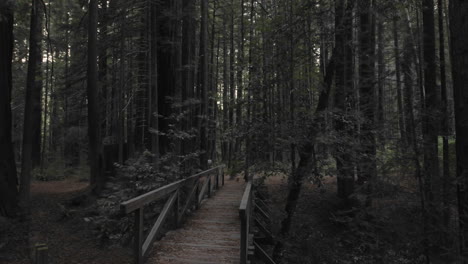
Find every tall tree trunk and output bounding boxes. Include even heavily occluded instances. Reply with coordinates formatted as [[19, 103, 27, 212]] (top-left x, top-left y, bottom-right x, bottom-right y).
[[358, 0, 377, 188], [376, 10, 385, 147], [244, 0, 255, 181], [30, 1, 43, 168], [228, 0, 235, 167], [87, 0, 104, 192], [222, 13, 229, 163], [117, 8, 126, 164], [236, 0, 245, 154], [289, 0, 296, 175], [135, 11, 149, 151], [150, 1, 159, 166], [449, 0, 468, 258], [393, 14, 406, 145], [173, 0, 183, 159], [31, 0, 44, 168], [209, 1, 219, 161], [199, 0, 209, 169], [438, 0, 450, 227], [335, 0, 355, 199], [20, 0, 43, 207], [274, 42, 337, 263], [0, 5, 18, 217], [421, 0, 439, 207], [182, 0, 196, 165], [99, 0, 108, 137]]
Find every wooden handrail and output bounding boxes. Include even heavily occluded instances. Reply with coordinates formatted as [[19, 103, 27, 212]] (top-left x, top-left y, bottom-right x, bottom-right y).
[[121, 165, 225, 264], [239, 181, 253, 264], [239, 182, 277, 264]]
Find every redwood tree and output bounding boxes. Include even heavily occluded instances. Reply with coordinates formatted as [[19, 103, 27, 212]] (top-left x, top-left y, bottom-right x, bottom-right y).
[[87, 0, 104, 192], [335, 0, 355, 198], [19, 0, 44, 206], [199, 0, 209, 169], [0, 2, 18, 217], [449, 0, 468, 258], [421, 0, 439, 206], [357, 0, 376, 186]]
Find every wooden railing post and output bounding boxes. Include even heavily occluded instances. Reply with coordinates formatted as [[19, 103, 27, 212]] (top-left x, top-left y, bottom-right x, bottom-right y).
[[216, 169, 219, 190], [240, 211, 248, 264], [222, 167, 225, 186], [239, 182, 253, 264], [134, 208, 143, 264], [175, 189, 180, 227], [196, 181, 200, 209], [35, 243, 48, 264], [208, 175, 212, 198]]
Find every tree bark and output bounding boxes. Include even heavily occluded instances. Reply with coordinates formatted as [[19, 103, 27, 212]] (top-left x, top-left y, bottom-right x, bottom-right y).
[[421, 0, 439, 206], [0, 6, 18, 217], [236, 0, 245, 154], [334, 0, 355, 199], [199, 0, 209, 169], [393, 14, 406, 145], [87, 0, 104, 192], [357, 0, 377, 186], [31, 0, 44, 169], [449, 0, 468, 258], [20, 0, 44, 207], [376, 11, 385, 147], [222, 13, 229, 163], [228, 0, 235, 167], [437, 0, 450, 227], [150, 1, 159, 166]]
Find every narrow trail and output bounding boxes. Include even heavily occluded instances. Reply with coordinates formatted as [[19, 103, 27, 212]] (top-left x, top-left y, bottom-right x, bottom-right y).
[[17, 180, 131, 264], [148, 177, 245, 264]]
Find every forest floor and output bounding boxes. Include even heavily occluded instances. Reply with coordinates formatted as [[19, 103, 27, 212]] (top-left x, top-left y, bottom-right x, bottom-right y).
[[0, 178, 132, 264], [0, 170, 457, 264], [264, 174, 436, 264]]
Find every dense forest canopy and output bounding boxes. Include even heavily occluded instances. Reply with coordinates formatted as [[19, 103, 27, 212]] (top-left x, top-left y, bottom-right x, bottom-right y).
[[1, 0, 468, 263]]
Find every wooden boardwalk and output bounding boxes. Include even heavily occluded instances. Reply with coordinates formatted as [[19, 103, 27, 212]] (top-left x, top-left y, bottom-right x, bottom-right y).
[[147, 177, 245, 264]]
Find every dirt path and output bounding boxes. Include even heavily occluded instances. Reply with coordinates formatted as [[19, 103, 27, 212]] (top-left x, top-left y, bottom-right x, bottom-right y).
[[1, 179, 132, 264]]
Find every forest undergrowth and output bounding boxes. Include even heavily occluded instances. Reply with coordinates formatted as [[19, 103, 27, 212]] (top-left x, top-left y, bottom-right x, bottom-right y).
[[0, 176, 132, 264], [263, 170, 458, 264]]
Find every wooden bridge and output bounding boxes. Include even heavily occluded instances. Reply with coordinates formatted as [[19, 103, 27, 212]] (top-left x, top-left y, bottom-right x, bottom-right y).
[[120, 165, 276, 264]]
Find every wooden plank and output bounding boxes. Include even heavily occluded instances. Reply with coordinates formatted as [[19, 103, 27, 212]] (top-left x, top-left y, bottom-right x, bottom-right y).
[[215, 169, 219, 190], [198, 175, 211, 204], [159, 242, 239, 249], [256, 198, 271, 215], [239, 182, 252, 212], [142, 190, 179, 256], [156, 256, 236, 264], [178, 179, 199, 224], [208, 174, 212, 198], [174, 190, 180, 227], [222, 168, 225, 186], [189, 166, 223, 179], [239, 182, 252, 264], [121, 180, 181, 214], [253, 241, 277, 264], [240, 214, 249, 264], [255, 203, 271, 222], [121, 165, 224, 214], [35, 244, 48, 264], [134, 208, 144, 264], [254, 217, 273, 243]]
